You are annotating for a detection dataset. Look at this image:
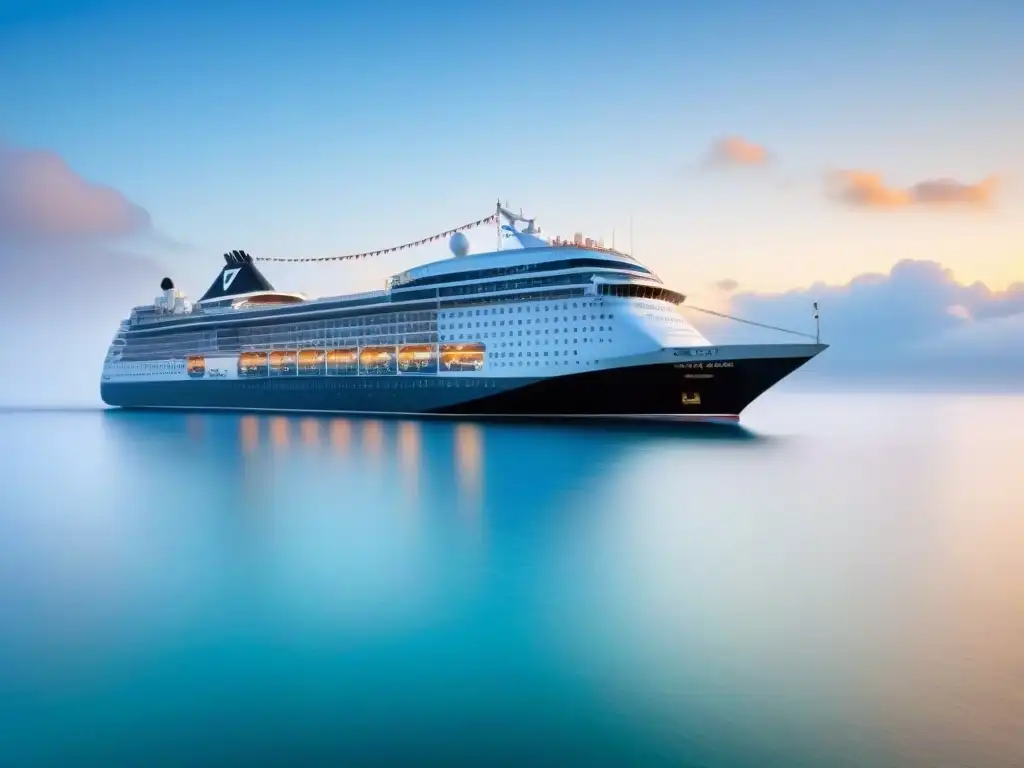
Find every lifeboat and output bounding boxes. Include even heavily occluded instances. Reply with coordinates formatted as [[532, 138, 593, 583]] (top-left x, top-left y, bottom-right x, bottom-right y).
[[238, 351, 268, 377], [439, 343, 485, 371], [359, 346, 397, 375], [269, 350, 297, 376], [326, 348, 358, 375], [186, 355, 206, 378], [298, 349, 325, 376], [398, 344, 438, 374]]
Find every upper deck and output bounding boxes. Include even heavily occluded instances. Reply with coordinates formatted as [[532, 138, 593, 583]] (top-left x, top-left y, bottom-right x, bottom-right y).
[[127, 242, 664, 334], [389, 244, 656, 292]]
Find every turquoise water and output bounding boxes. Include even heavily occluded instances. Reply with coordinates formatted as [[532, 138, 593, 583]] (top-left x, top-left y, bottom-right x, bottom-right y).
[[1, 392, 1023, 766]]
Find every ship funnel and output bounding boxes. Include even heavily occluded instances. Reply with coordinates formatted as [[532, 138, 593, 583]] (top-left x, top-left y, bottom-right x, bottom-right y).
[[199, 249, 276, 302]]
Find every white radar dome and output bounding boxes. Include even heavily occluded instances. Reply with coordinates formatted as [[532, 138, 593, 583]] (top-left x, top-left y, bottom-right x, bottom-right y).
[[449, 231, 470, 258]]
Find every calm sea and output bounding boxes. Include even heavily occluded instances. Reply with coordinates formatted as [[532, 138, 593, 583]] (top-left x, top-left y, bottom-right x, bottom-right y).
[[1, 392, 1022, 767]]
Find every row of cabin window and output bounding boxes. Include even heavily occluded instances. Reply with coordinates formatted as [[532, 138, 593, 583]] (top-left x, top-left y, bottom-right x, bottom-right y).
[[444, 325, 612, 335], [124, 324, 439, 352], [122, 335, 436, 354], [439, 300, 603, 320], [128, 318, 435, 340], [119, 328, 437, 352], [441, 314, 612, 331], [129, 312, 438, 346], [111, 362, 183, 376], [441, 332, 612, 343]]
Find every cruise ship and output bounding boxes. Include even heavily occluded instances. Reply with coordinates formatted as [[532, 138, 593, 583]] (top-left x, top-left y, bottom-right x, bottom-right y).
[[100, 205, 827, 422]]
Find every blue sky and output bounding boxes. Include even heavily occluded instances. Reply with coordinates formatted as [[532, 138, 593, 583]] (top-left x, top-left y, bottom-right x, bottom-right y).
[[1, 0, 1022, 402], [3, 0, 1022, 292]]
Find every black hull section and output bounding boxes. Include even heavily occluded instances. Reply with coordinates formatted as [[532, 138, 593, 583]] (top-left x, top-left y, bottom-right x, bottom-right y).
[[101, 355, 814, 421]]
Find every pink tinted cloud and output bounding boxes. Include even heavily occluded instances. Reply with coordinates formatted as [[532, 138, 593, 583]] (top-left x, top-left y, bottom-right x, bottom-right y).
[[0, 144, 152, 241]]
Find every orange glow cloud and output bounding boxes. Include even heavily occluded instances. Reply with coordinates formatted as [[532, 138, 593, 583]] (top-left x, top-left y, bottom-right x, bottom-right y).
[[703, 136, 771, 168], [827, 170, 1000, 209]]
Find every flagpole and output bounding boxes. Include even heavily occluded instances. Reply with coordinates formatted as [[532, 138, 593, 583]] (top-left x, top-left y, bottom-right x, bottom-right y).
[[813, 301, 820, 344], [496, 199, 502, 252]]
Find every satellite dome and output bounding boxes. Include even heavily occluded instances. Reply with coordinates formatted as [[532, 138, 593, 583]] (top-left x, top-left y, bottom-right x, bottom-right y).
[[449, 232, 470, 258], [160, 277, 174, 291]]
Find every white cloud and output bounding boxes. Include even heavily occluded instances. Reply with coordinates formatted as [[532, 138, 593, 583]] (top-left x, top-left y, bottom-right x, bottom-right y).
[[688, 259, 1024, 383]]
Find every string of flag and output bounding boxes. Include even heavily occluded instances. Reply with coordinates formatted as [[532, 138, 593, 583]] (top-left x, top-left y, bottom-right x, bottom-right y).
[[679, 304, 818, 340], [253, 213, 499, 263]]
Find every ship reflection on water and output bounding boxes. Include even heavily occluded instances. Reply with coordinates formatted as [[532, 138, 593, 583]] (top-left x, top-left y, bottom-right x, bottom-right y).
[[397, 421, 421, 501], [330, 418, 351, 454], [270, 416, 290, 450], [361, 419, 384, 461], [226, 413, 483, 510], [101, 411, 754, 524], [454, 423, 483, 514], [240, 415, 259, 454], [299, 417, 320, 446]]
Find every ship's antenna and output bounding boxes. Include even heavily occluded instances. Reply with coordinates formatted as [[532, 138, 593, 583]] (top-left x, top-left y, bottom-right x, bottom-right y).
[[496, 198, 502, 252], [813, 301, 820, 344], [629, 214, 634, 257]]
